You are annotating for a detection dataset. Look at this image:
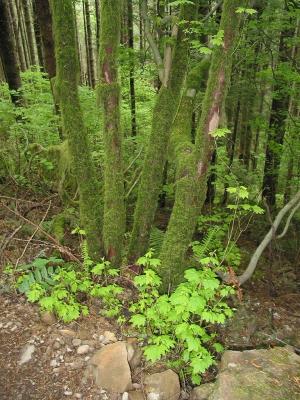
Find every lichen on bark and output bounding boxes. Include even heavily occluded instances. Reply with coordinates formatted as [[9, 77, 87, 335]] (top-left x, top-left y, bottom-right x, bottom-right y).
[[50, 0, 103, 260]]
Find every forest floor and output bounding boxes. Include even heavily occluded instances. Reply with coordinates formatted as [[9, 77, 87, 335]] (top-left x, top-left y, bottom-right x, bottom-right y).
[[0, 187, 300, 399]]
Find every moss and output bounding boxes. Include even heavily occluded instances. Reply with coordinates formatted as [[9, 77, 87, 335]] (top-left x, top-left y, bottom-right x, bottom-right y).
[[52, 213, 66, 243], [158, 0, 244, 290], [128, 3, 196, 262], [98, 0, 125, 266], [50, 0, 103, 261]]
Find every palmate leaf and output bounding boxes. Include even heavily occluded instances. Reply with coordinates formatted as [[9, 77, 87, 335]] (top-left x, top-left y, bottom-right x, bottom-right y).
[[130, 314, 146, 328]]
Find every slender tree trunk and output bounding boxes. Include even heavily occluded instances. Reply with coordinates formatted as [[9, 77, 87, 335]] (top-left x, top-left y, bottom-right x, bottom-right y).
[[0, 0, 22, 104], [99, 0, 125, 265], [95, 0, 100, 57], [17, 0, 31, 68], [34, 0, 56, 79], [22, 0, 38, 66], [32, 3, 43, 66], [128, 4, 194, 261], [127, 0, 137, 136], [9, 0, 27, 71], [159, 0, 244, 290], [262, 21, 293, 207], [84, 0, 95, 88], [50, 0, 103, 260]]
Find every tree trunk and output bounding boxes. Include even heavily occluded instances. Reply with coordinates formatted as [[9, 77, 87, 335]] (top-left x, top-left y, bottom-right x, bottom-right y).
[[128, 4, 194, 262], [16, 0, 31, 69], [9, 0, 27, 71], [159, 0, 244, 290], [262, 19, 293, 207], [22, 0, 38, 66], [99, 0, 125, 265], [95, 0, 100, 56], [33, 0, 56, 79], [0, 0, 22, 104], [127, 0, 137, 136], [84, 0, 95, 88], [50, 0, 103, 260]]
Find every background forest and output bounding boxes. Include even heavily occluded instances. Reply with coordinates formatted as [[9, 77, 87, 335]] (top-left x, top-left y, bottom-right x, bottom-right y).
[[0, 0, 300, 391]]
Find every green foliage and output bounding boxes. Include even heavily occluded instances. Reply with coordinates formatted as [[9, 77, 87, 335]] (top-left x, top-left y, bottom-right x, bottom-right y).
[[14, 246, 123, 322], [129, 251, 234, 384]]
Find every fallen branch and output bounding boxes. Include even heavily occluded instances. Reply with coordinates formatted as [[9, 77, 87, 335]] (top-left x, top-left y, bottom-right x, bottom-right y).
[[1, 202, 81, 264], [15, 202, 51, 268]]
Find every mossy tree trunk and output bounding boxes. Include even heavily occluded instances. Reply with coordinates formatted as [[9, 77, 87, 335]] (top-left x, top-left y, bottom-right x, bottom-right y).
[[84, 0, 95, 88], [22, 0, 38, 66], [50, 0, 103, 260], [128, 3, 195, 262], [159, 0, 245, 290], [0, 0, 22, 105], [99, 0, 125, 266]]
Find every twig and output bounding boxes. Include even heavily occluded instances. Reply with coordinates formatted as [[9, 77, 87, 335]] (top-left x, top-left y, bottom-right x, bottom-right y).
[[0, 225, 23, 257], [277, 201, 300, 239], [1, 202, 81, 264], [15, 202, 52, 269], [202, 0, 223, 22]]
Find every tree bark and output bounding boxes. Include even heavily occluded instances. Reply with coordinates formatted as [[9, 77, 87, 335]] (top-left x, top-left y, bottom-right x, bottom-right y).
[[34, 0, 56, 79], [127, 0, 137, 136], [99, 0, 125, 265], [22, 0, 38, 66], [50, 0, 103, 260], [128, 3, 194, 262], [159, 0, 244, 290], [84, 0, 95, 88], [0, 0, 22, 104], [9, 0, 27, 71]]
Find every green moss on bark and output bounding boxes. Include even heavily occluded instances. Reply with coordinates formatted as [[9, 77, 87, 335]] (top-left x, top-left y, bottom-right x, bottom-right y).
[[98, 0, 125, 266], [128, 3, 196, 262], [50, 0, 103, 260], [159, 0, 244, 290]]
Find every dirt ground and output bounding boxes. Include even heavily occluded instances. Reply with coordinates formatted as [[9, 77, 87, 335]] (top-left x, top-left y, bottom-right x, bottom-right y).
[[0, 191, 299, 399]]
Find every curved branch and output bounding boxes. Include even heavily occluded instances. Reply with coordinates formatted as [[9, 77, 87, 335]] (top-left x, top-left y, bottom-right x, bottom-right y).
[[237, 190, 300, 285], [277, 200, 300, 239]]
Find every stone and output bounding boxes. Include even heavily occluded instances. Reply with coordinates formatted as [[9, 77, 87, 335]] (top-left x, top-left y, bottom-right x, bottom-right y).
[[19, 344, 35, 365], [90, 341, 132, 392], [53, 341, 61, 350], [50, 359, 59, 368], [144, 370, 180, 400], [122, 392, 129, 400], [40, 311, 56, 325], [103, 330, 117, 343], [126, 339, 143, 370], [72, 338, 82, 347], [77, 344, 90, 355], [189, 384, 215, 400], [128, 391, 145, 400], [64, 390, 73, 396], [208, 347, 300, 400], [59, 329, 76, 338]]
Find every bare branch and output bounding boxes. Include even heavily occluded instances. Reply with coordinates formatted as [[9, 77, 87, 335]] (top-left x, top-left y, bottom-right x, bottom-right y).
[[237, 190, 300, 285]]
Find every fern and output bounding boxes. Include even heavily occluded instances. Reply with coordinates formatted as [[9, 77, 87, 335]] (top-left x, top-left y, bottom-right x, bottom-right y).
[[192, 227, 221, 260], [17, 257, 62, 294], [149, 227, 165, 256], [81, 240, 93, 269]]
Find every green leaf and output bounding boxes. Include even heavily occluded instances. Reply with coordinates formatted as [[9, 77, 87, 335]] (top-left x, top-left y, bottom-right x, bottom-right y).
[[210, 128, 231, 138], [130, 314, 146, 328]]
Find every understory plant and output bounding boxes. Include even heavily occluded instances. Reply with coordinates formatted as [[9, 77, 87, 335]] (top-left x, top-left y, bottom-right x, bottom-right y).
[[129, 250, 235, 384], [15, 241, 123, 322]]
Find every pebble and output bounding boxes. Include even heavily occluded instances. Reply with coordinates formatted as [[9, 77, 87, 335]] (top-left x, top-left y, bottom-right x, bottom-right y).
[[50, 359, 59, 367], [77, 345, 90, 355], [103, 331, 117, 343], [64, 390, 73, 396], [75, 394, 83, 399], [72, 338, 82, 347], [53, 341, 61, 350], [122, 392, 129, 400]]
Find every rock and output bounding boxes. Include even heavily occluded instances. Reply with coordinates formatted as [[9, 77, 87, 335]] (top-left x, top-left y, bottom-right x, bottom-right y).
[[77, 344, 90, 355], [53, 341, 61, 350], [208, 347, 300, 400], [75, 394, 83, 399], [50, 359, 59, 368], [59, 329, 76, 338], [103, 330, 117, 343], [122, 392, 129, 400], [128, 391, 145, 400], [144, 370, 180, 400], [132, 384, 142, 390], [64, 390, 73, 396], [19, 344, 35, 365], [40, 311, 56, 325], [72, 338, 82, 347], [90, 341, 132, 392], [181, 390, 189, 400], [189, 384, 215, 400], [126, 339, 143, 370]]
